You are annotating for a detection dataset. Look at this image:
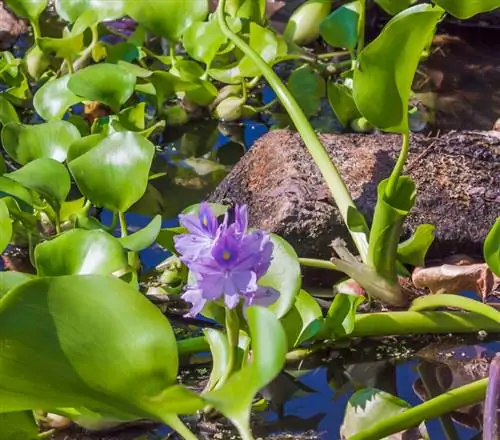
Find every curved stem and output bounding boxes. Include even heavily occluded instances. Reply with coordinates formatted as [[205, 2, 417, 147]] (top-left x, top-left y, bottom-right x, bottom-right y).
[[118, 212, 128, 237], [162, 414, 197, 440], [298, 257, 339, 271], [217, 0, 368, 262], [73, 24, 99, 72], [350, 379, 487, 440], [219, 308, 240, 385], [385, 131, 409, 200]]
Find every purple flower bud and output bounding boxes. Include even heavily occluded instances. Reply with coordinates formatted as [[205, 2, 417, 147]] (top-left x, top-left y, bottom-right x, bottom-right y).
[[174, 203, 278, 316], [484, 353, 500, 440]]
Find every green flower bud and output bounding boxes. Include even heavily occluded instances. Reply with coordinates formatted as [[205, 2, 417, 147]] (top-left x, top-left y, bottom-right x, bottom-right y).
[[350, 117, 374, 133], [285, 0, 332, 45], [211, 84, 242, 109], [165, 106, 189, 126], [215, 96, 245, 122]]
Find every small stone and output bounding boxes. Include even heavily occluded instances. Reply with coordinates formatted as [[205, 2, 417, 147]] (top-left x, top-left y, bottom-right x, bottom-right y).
[[0, 1, 27, 50]]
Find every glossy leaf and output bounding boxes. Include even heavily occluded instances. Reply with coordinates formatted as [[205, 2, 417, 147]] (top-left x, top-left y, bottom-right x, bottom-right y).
[[397, 224, 435, 267], [484, 218, 500, 277], [238, 22, 278, 78], [37, 32, 84, 60], [368, 177, 416, 283], [119, 215, 162, 252], [118, 102, 145, 131], [327, 81, 361, 127], [0, 275, 179, 419], [260, 234, 301, 319], [433, 0, 500, 19], [5, 158, 71, 209], [69, 132, 155, 212], [68, 64, 136, 112], [320, 293, 364, 340], [182, 202, 229, 217], [353, 4, 443, 132], [125, 0, 208, 41], [0, 176, 34, 207], [375, 0, 415, 15], [288, 66, 325, 117], [1, 121, 81, 165], [320, 1, 361, 52], [0, 198, 13, 254], [0, 411, 38, 440], [67, 133, 105, 162], [280, 289, 323, 349], [0, 95, 19, 126], [4, 0, 47, 21], [183, 20, 226, 65], [56, 0, 125, 22], [34, 75, 81, 121], [203, 307, 287, 438], [35, 229, 127, 276], [341, 388, 411, 438]]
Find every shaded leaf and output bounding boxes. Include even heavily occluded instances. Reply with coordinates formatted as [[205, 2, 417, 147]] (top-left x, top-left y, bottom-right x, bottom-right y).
[[34, 75, 81, 121], [118, 102, 146, 131], [397, 224, 435, 267], [119, 215, 161, 252], [4, 0, 46, 21], [320, 293, 364, 340], [433, 0, 500, 19], [0, 411, 38, 440], [327, 82, 361, 128], [288, 66, 325, 118], [320, 1, 361, 52], [67, 133, 105, 162], [0, 198, 13, 254], [157, 226, 186, 255], [0, 176, 33, 207], [203, 328, 230, 392], [1, 121, 81, 165], [375, 0, 415, 15], [353, 4, 443, 132], [69, 131, 155, 212], [0, 272, 33, 299], [0, 95, 19, 126]]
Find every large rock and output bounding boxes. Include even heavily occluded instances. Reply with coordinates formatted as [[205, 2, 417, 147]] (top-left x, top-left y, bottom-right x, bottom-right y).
[[0, 1, 26, 49], [209, 130, 500, 287]]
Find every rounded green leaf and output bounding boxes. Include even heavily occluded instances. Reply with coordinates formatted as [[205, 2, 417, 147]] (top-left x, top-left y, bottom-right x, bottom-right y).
[[238, 22, 278, 78], [68, 64, 136, 112], [67, 133, 105, 162], [119, 215, 162, 252], [56, 0, 126, 22], [0, 198, 13, 254], [125, 0, 208, 41], [0, 176, 34, 207], [34, 75, 81, 120], [4, 0, 47, 21], [68, 131, 155, 212], [35, 229, 128, 276], [261, 234, 301, 319], [433, 0, 500, 19], [353, 4, 444, 132], [484, 218, 500, 277], [1, 121, 81, 165], [0, 95, 19, 126], [288, 66, 325, 118], [0, 275, 178, 419], [320, 1, 361, 52], [183, 20, 226, 65]]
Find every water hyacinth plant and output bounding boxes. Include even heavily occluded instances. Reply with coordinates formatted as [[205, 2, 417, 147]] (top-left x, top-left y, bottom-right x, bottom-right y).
[[0, 0, 499, 438]]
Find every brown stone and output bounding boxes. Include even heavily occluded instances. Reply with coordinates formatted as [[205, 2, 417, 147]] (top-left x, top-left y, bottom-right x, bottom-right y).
[[0, 1, 27, 49], [209, 130, 500, 287]]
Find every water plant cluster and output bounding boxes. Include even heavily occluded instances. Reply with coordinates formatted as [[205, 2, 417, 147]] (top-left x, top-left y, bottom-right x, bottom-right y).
[[0, 0, 499, 438]]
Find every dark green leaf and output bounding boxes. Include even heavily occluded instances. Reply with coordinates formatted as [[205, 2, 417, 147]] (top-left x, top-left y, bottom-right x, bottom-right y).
[[375, 0, 415, 15], [203, 307, 287, 439], [0, 198, 13, 254], [56, 0, 126, 22], [0, 411, 38, 440], [68, 64, 136, 112], [484, 217, 500, 277], [0, 95, 19, 126], [149, 71, 177, 110], [69, 132, 155, 212], [280, 289, 323, 349], [157, 226, 186, 254], [0, 275, 179, 419], [433, 0, 500, 19], [119, 215, 162, 252], [262, 234, 302, 319], [1, 121, 81, 165], [0, 176, 34, 207], [5, 158, 70, 209], [34, 75, 81, 121], [353, 4, 444, 132], [397, 224, 435, 267], [320, 1, 361, 52], [327, 82, 361, 127], [106, 42, 140, 64], [125, 0, 208, 41], [319, 293, 364, 340], [288, 66, 325, 117], [4, 0, 46, 21]]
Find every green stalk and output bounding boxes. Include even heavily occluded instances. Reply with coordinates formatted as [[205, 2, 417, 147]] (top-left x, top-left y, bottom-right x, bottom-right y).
[[298, 257, 339, 271], [162, 414, 198, 440], [219, 308, 240, 385], [217, 0, 369, 262], [385, 131, 409, 200], [118, 212, 128, 237], [350, 378, 487, 440]]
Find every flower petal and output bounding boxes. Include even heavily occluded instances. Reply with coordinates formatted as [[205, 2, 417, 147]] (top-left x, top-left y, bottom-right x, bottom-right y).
[[181, 286, 207, 317]]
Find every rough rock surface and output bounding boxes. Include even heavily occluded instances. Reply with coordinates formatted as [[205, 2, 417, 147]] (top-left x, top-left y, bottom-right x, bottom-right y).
[[0, 1, 26, 49], [209, 130, 500, 286]]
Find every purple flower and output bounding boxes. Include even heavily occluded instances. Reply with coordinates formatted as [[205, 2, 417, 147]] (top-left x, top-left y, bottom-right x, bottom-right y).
[[174, 203, 279, 317]]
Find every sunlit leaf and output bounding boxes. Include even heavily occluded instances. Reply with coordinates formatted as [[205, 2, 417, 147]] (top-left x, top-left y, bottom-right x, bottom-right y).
[[1, 121, 81, 165], [375, 0, 415, 15], [203, 307, 286, 438], [34, 75, 81, 121], [5, 158, 71, 210], [397, 224, 435, 267], [320, 0, 361, 52], [0, 198, 13, 254], [0, 275, 179, 420], [119, 215, 161, 252], [118, 102, 146, 131], [484, 218, 500, 277], [327, 81, 361, 127], [0, 95, 19, 126], [238, 22, 278, 78], [37, 32, 84, 60], [68, 64, 136, 112], [353, 4, 443, 132], [56, 0, 126, 22], [284, 0, 331, 45], [4, 0, 47, 21], [125, 0, 208, 41], [320, 293, 364, 340], [183, 20, 226, 65], [69, 132, 155, 212], [0, 411, 38, 440], [203, 328, 230, 391], [433, 0, 500, 19]]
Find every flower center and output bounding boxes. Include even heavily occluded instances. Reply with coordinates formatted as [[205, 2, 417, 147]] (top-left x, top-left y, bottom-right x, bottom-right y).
[[201, 215, 208, 227], [223, 250, 231, 261]]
